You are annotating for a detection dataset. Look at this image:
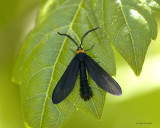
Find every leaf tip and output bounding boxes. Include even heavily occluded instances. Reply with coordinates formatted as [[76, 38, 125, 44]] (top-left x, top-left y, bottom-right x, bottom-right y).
[[133, 67, 142, 77]]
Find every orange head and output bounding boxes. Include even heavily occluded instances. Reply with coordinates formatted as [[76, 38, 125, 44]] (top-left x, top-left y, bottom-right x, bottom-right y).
[[76, 48, 85, 54]]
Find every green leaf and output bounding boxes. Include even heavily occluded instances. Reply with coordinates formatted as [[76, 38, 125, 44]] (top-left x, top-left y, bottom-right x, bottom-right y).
[[145, 0, 160, 12], [90, 0, 157, 75], [13, 0, 159, 127], [13, 0, 116, 127], [38, 0, 66, 24]]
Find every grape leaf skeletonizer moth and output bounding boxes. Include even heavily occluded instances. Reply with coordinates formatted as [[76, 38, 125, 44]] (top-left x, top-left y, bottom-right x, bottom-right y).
[[52, 27, 122, 104]]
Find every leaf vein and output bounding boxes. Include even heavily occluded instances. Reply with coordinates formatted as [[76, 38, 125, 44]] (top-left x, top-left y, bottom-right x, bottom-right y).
[[119, 0, 138, 74]]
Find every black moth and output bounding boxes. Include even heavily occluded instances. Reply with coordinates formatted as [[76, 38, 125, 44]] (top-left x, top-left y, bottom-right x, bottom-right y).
[[52, 27, 122, 104]]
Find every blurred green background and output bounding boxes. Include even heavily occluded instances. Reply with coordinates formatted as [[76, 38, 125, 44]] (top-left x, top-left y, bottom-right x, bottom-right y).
[[0, 0, 160, 128]]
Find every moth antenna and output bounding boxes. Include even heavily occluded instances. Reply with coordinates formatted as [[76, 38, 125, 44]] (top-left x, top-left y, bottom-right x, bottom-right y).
[[80, 27, 99, 47], [58, 32, 79, 47]]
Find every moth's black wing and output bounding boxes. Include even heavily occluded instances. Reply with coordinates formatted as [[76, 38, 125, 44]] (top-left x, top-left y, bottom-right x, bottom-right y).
[[52, 57, 79, 104], [85, 54, 122, 95]]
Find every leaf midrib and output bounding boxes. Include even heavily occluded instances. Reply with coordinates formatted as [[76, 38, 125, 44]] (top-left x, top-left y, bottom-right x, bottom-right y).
[[119, 0, 138, 74], [39, 0, 84, 127]]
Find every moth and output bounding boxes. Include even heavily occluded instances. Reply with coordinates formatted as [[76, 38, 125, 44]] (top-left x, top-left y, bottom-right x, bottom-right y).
[[52, 27, 122, 104]]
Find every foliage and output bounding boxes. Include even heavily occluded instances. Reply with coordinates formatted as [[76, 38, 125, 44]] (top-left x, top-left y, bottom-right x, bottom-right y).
[[13, 0, 160, 127]]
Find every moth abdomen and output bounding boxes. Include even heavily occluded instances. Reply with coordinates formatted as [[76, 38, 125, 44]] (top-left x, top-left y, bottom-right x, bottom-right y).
[[79, 61, 92, 101], [80, 85, 92, 101]]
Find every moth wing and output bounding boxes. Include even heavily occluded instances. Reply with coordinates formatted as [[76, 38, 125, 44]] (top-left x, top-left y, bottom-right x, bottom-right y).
[[52, 57, 79, 104], [85, 54, 122, 95]]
